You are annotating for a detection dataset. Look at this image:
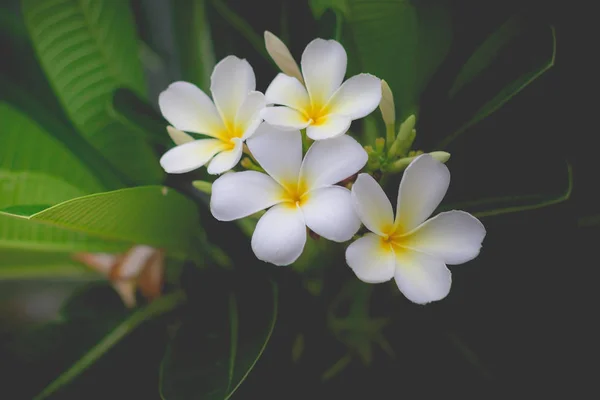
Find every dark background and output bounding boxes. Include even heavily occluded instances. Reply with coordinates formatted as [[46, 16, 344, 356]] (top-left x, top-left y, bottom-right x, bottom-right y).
[[0, 0, 595, 398]]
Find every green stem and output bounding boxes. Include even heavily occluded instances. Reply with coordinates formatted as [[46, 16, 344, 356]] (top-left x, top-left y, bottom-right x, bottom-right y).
[[334, 10, 343, 41], [210, 0, 270, 63], [33, 290, 187, 400]]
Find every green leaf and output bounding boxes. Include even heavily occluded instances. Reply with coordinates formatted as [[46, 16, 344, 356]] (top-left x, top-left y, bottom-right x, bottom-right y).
[[0, 103, 104, 195], [0, 249, 97, 280], [172, 0, 216, 91], [159, 273, 278, 400], [29, 186, 200, 258], [438, 24, 556, 149], [311, 0, 451, 120], [448, 15, 524, 98], [21, 0, 164, 184], [31, 289, 186, 400]]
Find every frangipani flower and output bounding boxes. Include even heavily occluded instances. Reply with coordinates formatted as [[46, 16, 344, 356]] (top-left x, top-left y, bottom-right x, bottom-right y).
[[159, 56, 266, 175], [346, 155, 486, 304], [261, 37, 382, 141], [74, 246, 165, 308], [210, 124, 368, 266]]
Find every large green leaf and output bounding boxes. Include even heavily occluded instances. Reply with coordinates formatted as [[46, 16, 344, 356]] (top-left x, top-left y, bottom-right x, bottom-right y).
[[29, 186, 200, 258], [0, 249, 97, 280], [21, 0, 163, 184], [159, 272, 278, 400], [311, 0, 452, 120], [0, 103, 104, 195]]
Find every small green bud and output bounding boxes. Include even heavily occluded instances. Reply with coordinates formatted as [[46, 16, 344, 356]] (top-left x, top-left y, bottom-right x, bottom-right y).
[[192, 180, 212, 194], [388, 115, 416, 158], [379, 80, 395, 128], [429, 151, 451, 163], [375, 137, 385, 153], [241, 157, 264, 172]]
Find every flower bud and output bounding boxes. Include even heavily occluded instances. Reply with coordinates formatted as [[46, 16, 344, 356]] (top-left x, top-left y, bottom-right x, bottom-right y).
[[379, 79, 395, 127], [192, 180, 212, 195], [429, 151, 451, 163], [264, 31, 304, 83], [167, 125, 194, 145]]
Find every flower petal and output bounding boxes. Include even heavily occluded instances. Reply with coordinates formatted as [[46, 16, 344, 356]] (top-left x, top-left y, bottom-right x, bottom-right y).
[[301, 186, 360, 242], [346, 233, 396, 283], [394, 250, 451, 305], [306, 114, 351, 140], [300, 134, 367, 190], [264, 31, 304, 83], [264, 73, 310, 111], [118, 245, 156, 279], [210, 56, 256, 123], [327, 74, 382, 120], [260, 106, 310, 130], [167, 126, 194, 145], [301, 38, 347, 106], [235, 91, 267, 140], [251, 204, 306, 266], [246, 124, 302, 186], [158, 81, 225, 136], [395, 154, 450, 232], [351, 173, 394, 236], [160, 139, 226, 174], [207, 138, 243, 174], [403, 211, 486, 265], [210, 170, 284, 221]]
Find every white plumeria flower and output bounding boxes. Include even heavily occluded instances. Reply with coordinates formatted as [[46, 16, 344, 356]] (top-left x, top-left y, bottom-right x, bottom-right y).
[[261, 38, 382, 141], [346, 155, 486, 304], [158, 56, 266, 175], [210, 123, 368, 266]]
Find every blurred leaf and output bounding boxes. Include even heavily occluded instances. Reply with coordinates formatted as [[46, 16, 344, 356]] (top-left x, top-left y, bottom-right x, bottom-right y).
[[172, 0, 216, 91], [159, 274, 278, 400], [448, 15, 524, 98], [21, 0, 164, 185], [0, 204, 51, 217], [438, 24, 556, 149], [0, 103, 104, 195], [0, 249, 96, 280], [311, 0, 452, 120], [29, 186, 200, 258], [32, 290, 186, 400]]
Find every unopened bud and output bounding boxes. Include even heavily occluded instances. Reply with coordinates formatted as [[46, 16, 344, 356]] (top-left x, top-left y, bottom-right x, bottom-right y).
[[167, 125, 194, 145], [388, 115, 416, 158], [429, 151, 451, 163], [375, 137, 385, 153], [192, 180, 212, 194], [379, 80, 395, 127], [264, 31, 304, 83]]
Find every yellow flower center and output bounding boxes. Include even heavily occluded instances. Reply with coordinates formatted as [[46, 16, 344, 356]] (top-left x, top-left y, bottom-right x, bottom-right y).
[[379, 225, 408, 253], [302, 102, 330, 126], [218, 120, 244, 143], [281, 179, 309, 208]]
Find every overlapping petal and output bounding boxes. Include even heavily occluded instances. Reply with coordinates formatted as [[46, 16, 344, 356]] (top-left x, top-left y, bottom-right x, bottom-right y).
[[210, 56, 256, 123], [395, 154, 450, 232], [260, 107, 310, 130], [346, 233, 396, 283], [210, 171, 284, 221], [403, 211, 486, 265], [264, 73, 310, 111], [394, 250, 451, 305], [251, 204, 306, 266], [246, 125, 302, 186], [327, 74, 382, 120], [300, 134, 367, 190], [351, 173, 394, 236], [301, 38, 347, 106], [207, 138, 243, 175], [301, 186, 360, 242], [158, 82, 224, 136], [160, 139, 227, 174], [305, 114, 351, 140], [235, 91, 267, 139]]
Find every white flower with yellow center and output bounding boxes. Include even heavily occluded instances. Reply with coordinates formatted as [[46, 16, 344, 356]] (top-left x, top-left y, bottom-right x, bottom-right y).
[[159, 56, 266, 174], [346, 155, 486, 304], [261, 37, 382, 140], [210, 124, 368, 266]]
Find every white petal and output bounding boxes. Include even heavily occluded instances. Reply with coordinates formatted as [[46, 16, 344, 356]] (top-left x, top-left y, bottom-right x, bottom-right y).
[[403, 211, 486, 265], [306, 113, 351, 140], [235, 91, 267, 140], [327, 74, 382, 120], [394, 250, 451, 305], [264, 31, 304, 83], [301, 38, 347, 106], [210, 56, 256, 123], [159, 81, 225, 136], [300, 134, 367, 190], [301, 186, 360, 242], [207, 138, 243, 174], [167, 126, 194, 145], [210, 171, 284, 221], [264, 73, 310, 111], [345, 233, 396, 283], [246, 124, 302, 186], [351, 173, 394, 236], [395, 154, 450, 232], [260, 106, 310, 130], [251, 204, 306, 266], [160, 139, 226, 174]]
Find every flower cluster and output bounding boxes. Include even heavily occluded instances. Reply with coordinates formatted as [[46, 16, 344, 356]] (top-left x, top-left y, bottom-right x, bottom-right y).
[[157, 32, 486, 304]]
